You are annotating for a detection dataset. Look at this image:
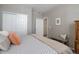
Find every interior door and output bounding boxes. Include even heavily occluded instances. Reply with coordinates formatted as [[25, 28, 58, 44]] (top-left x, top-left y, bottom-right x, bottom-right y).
[[36, 18, 43, 36]]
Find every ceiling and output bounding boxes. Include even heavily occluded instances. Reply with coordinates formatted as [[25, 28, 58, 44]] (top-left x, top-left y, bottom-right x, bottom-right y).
[[25, 4, 58, 13], [0, 4, 59, 13]]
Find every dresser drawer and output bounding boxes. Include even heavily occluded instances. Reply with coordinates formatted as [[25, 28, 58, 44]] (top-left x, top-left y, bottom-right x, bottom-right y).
[[75, 43, 79, 53], [77, 32, 79, 40], [77, 27, 79, 30], [76, 22, 79, 26], [75, 43, 79, 50], [76, 50, 79, 54], [77, 44, 79, 49], [76, 22, 79, 30]]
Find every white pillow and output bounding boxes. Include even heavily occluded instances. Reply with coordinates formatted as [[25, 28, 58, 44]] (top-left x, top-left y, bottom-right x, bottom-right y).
[[0, 35, 10, 51], [0, 31, 9, 37], [60, 34, 67, 40]]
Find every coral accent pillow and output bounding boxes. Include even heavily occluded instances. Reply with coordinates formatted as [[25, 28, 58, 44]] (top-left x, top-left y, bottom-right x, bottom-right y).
[[9, 32, 20, 45]]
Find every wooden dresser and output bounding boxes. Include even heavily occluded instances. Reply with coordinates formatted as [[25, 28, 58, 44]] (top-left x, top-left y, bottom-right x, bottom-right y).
[[75, 21, 79, 53]]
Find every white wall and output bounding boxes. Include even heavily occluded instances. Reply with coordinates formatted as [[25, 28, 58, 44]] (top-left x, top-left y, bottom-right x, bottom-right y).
[[43, 5, 79, 49]]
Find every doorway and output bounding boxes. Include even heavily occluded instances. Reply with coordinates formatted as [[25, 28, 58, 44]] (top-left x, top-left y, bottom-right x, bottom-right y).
[[43, 17, 48, 37]]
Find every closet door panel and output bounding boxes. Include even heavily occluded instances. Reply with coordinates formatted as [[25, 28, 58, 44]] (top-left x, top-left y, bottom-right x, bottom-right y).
[[2, 13, 27, 35], [3, 13, 17, 32], [16, 14, 27, 35]]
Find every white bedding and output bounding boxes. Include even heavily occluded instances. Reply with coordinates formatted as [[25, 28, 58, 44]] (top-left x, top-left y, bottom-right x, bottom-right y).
[[1, 35, 57, 54], [32, 34, 73, 54]]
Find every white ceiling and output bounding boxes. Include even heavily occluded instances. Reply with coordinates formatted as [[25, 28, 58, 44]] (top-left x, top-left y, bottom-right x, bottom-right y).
[[25, 4, 58, 13], [0, 4, 58, 13]]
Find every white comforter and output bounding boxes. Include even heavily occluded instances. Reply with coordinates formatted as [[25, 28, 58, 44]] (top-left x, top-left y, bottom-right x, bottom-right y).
[[1, 35, 57, 54]]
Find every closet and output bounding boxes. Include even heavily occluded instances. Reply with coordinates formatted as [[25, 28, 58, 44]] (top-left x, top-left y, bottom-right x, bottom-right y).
[[0, 12, 28, 35]]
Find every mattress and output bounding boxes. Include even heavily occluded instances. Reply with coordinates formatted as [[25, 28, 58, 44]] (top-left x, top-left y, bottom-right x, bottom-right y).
[[1, 35, 57, 54]]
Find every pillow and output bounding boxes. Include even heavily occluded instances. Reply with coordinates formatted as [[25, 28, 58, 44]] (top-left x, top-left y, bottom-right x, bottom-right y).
[[0, 31, 9, 37], [59, 34, 67, 42], [9, 32, 20, 45], [0, 35, 10, 51]]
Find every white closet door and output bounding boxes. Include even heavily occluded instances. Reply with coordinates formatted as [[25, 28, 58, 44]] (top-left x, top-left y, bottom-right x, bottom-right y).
[[3, 13, 17, 32], [2, 13, 27, 35], [36, 18, 43, 36], [16, 14, 27, 35]]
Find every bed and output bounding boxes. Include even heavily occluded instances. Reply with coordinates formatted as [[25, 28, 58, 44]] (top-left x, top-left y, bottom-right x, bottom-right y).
[[0, 34, 73, 54]]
